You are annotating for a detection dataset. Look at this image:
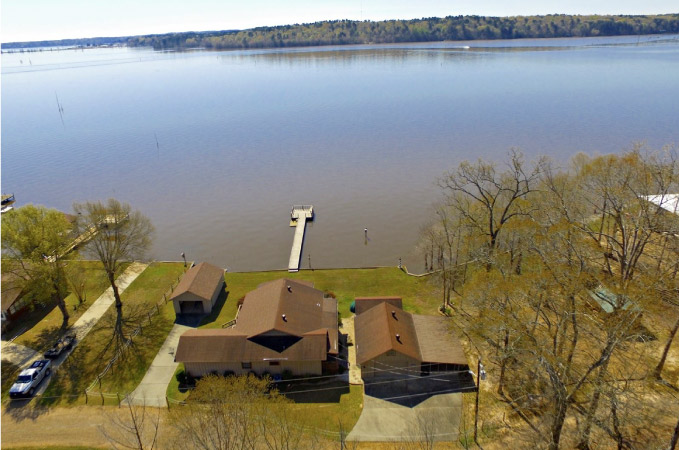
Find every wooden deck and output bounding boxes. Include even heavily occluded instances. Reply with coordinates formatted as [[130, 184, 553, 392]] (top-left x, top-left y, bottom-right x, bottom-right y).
[[288, 205, 314, 272]]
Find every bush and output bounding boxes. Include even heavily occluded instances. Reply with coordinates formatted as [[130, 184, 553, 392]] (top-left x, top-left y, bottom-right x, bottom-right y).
[[324, 291, 336, 298]]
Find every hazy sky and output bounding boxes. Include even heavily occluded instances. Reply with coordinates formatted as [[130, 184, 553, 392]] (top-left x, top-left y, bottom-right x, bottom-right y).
[[2, 0, 677, 43]]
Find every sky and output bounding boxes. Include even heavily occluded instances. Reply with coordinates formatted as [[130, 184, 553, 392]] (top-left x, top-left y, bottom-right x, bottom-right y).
[[2, 0, 678, 43]]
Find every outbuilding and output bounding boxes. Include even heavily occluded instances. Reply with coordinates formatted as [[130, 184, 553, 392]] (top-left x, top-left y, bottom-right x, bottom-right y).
[[171, 262, 225, 315], [354, 300, 469, 379]]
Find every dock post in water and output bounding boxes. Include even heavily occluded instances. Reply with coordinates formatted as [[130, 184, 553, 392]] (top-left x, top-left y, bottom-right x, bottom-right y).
[[288, 205, 314, 272]]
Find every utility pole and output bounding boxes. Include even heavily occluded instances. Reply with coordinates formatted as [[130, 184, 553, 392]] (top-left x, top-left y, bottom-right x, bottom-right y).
[[474, 358, 486, 444]]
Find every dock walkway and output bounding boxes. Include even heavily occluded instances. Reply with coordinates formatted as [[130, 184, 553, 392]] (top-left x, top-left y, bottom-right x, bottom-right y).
[[288, 205, 313, 272]]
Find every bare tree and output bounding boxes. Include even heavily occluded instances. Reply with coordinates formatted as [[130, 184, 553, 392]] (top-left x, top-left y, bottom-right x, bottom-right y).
[[437, 149, 546, 270], [74, 199, 154, 350], [99, 398, 160, 450]]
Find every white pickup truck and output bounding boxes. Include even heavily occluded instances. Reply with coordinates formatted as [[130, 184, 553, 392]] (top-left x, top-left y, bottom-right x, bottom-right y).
[[9, 359, 52, 399]]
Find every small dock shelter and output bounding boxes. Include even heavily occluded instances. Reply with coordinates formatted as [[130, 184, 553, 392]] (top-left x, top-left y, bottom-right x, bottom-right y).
[[171, 262, 226, 315]]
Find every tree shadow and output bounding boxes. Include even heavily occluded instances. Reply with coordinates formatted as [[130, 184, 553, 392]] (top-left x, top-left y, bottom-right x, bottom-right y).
[[277, 378, 349, 403], [364, 371, 476, 407]]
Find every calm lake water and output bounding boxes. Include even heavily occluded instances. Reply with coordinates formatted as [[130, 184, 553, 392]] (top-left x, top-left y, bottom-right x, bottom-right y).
[[2, 35, 679, 272]]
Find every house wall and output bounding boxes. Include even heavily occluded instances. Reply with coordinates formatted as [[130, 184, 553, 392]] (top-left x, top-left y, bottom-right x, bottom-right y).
[[209, 279, 225, 310], [361, 351, 420, 379], [184, 360, 322, 378]]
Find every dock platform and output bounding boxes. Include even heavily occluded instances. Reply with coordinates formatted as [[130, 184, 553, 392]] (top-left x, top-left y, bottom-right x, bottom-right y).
[[288, 205, 313, 272]]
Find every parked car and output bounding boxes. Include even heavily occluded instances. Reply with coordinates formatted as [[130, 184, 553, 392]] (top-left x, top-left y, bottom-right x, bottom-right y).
[[9, 359, 52, 399], [44, 334, 76, 359]]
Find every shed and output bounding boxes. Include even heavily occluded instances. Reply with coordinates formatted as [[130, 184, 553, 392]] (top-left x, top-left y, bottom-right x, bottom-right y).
[[171, 262, 225, 315]]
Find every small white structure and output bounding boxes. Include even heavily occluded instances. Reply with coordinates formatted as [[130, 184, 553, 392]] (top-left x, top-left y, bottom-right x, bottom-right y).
[[645, 194, 679, 216], [171, 262, 225, 315]]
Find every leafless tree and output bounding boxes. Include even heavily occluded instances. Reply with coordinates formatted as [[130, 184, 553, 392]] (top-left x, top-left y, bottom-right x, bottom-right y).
[[99, 398, 160, 450]]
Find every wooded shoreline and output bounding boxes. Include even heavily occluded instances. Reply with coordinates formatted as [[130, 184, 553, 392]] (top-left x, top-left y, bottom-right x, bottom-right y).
[[4, 13, 678, 51]]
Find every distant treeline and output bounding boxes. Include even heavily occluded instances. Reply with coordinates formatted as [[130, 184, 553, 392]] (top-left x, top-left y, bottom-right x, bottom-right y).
[[2, 35, 130, 50], [3, 14, 679, 51], [128, 14, 679, 50]]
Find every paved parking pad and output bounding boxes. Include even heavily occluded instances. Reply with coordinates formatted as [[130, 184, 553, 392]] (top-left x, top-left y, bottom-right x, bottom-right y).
[[347, 372, 473, 442]]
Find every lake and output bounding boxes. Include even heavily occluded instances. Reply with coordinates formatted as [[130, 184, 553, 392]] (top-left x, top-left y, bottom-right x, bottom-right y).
[[2, 35, 679, 272]]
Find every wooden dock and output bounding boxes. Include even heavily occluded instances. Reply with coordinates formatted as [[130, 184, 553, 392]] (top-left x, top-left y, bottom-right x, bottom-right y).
[[288, 205, 314, 272]]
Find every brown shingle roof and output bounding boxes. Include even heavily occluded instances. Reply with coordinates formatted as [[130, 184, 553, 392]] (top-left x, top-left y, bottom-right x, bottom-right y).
[[411, 315, 468, 366], [1, 273, 24, 311], [235, 279, 324, 337], [170, 262, 225, 301], [355, 296, 403, 315], [354, 303, 469, 367], [175, 278, 339, 364], [175, 328, 328, 363], [355, 302, 420, 364]]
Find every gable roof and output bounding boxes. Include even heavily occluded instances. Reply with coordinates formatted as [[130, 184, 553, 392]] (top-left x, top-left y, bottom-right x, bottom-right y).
[[234, 278, 324, 337], [170, 262, 224, 301], [355, 302, 420, 364], [175, 278, 339, 364], [1, 272, 24, 311], [175, 328, 328, 363], [354, 302, 468, 367], [355, 296, 403, 315]]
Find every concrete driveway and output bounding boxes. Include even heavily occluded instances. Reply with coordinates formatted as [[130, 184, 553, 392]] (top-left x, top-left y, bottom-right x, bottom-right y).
[[125, 315, 202, 407], [347, 373, 470, 442], [1, 341, 41, 368]]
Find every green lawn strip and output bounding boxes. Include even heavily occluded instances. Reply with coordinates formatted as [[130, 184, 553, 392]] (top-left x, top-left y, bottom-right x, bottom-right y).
[[38, 262, 184, 406], [201, 267, 439, 329], [166, 363, 192, 402], [281, 381, 364, 435], [13, 261, 131, 351]]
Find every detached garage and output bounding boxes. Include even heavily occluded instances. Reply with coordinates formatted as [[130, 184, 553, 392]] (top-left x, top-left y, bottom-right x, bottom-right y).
[[171, 262, 225, 316]]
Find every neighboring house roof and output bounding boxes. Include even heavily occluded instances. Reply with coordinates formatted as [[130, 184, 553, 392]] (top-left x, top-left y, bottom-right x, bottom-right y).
[[354, 296, 402, 315], [170, 262, 225, 301], [175, 278, 339, 363], [234, 278, 324, 337], [355, 302, 421, 364], [354, 302, 468, 367], [645, 194, 679, 216], [1, 273, 24, 312]]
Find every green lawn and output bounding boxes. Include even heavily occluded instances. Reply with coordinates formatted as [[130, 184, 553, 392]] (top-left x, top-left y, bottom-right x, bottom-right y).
[[201, 267, 440, 329], [10, 261, 130, 352], [39, 262, 185, 406]]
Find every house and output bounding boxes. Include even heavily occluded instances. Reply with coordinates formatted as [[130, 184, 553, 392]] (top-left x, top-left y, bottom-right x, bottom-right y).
[[354, 299, 469, 379], [171, 262, 226, 315], [175, 278, 339, 377], [1, 273, 30, 331]]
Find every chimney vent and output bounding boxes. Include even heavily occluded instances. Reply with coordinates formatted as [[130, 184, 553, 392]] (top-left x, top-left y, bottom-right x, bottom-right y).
[[287, 285, 292, 292], [282, 314, 287, 321], [391, 310, 397, 319], [396, 333, 401, 342]]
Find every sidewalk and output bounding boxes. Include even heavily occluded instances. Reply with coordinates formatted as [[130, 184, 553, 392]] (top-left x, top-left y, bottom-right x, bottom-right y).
[[342, 316, 363, 385], [125, 315, 202, 407]]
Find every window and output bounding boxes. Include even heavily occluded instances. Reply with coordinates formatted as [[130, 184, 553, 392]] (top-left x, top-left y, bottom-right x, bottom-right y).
[[241, 362, 252, 369], [269, 361, 280, 366]]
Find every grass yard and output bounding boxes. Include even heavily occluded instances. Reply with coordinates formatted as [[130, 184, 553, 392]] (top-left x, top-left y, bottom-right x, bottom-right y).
[[201, 267, 440, 329], [9, 261, 131, 351], [38, 262, 185, 406]]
